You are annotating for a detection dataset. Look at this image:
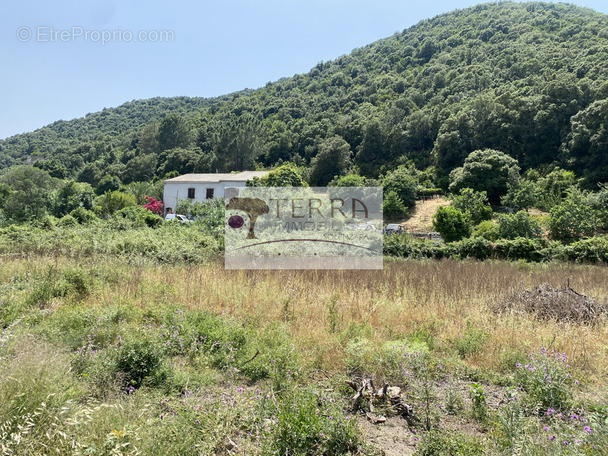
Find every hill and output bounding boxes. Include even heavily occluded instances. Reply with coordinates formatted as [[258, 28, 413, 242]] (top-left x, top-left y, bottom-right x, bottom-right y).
[[1, 1, 608, 186]]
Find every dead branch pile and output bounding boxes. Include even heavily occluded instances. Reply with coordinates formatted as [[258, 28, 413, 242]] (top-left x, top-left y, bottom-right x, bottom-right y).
[[346, 377, 414, 424], [496, 283, 608, 324]]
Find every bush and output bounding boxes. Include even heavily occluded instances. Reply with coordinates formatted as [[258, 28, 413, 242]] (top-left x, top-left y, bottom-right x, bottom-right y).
[[114, 206, 163, 228], [115, 337, 168, 390], [451, 188, 492, 225], [433, 206, 471, 242], [549, 188, 602, 242], [269, 388, 361, 455], [57, 214, 78, 227], [446, 237, 492, 260], [383, 190, 407, 218], [70, 207, 97, 224], [496, 211, 543, 240], [472, 220, 499, 241], [514, 349, 574, 412]]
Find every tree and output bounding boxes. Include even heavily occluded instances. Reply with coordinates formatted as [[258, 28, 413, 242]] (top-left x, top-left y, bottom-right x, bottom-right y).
[[496, 211, 543, 239], [0, 166, 57, 222], [124, 155, 158, 184], [329, 174, 367, 187], [52, 181, 95, 217], [96, 175, 122, 195], [308, 136, 352, 186], [383, 191, 406, 219], [77, 163, 103, 187], [249, 164, 307, 187], [451, 188, 492, 225], [157, 114, 193, 152], [432, 206, 471, 242], [548, 188, 602, 243], [355, 121, 385, 178], [382, 166, 418, 209], [94, 191, 137, 217], [157, 147, 201, 176], [449, 149, 520, 204], [501, 179, 540, 212]]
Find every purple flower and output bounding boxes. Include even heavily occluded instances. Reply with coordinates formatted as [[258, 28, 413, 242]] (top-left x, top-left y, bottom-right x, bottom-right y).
[[543, 426, 549, 431], [584, 426, 592, 433], [550, 435, 555, 441], [516, 363, 522, 368]]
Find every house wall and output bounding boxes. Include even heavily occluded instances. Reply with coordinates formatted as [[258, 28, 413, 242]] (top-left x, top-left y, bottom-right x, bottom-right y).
[[163, 181, 248, 214]]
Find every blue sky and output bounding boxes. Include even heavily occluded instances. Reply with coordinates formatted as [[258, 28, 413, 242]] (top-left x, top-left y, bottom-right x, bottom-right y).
[[1, 0, 607, 139]]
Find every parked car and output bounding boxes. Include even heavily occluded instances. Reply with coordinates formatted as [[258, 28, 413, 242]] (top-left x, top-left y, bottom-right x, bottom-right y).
[[165, 214, 192, 224]]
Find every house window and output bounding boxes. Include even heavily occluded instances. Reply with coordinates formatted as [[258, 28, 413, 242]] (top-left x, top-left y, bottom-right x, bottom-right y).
[[206, 188, 214, 199], [187, 188, 195, 199]]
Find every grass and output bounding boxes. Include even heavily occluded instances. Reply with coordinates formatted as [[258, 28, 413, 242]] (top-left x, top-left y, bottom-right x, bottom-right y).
[[1, 252, 607, 454]]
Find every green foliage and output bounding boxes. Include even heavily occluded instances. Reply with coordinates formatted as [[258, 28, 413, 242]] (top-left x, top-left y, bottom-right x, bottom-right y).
[[114, 206, 163, 228], [96, 175, 122, 195], [0, 166, 58, 222], [454, 322, 489, 359], [502, 178, 541, 211], [249, 163, 307, 187], [308, 135, 352, 186], [549, 188, 602, 242], [115, 337, 168, 390], [449, 149, 520, 204], [328, 173, 367, 187], [414, 429, 484, 456], [469, 383, 489, 422], [383, 191, 406, 219], [496, 211, 543, 240], [382, 166, 418, 208], [450, 188, 492, 225], [472, 220, 499, 241], [94, 191, 137, 217], [269, 388, 361, 456], [432, 206, 471, 242], [514, 349, 574, 411]]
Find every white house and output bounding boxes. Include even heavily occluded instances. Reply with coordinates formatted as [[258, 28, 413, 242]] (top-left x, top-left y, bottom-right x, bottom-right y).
[[163, 171, 269, 214]]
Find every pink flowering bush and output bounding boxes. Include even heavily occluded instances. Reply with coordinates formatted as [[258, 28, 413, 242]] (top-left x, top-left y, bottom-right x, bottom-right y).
[[143, 196, 163, 215]]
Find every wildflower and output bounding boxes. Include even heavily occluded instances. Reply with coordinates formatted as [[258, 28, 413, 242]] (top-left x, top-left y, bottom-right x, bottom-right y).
[[545, 408, 554, 416], [584, 426, 592, 433], [543, 426, 549, 431], [516, 363, 522, 368], [550, 435, 555, 441]]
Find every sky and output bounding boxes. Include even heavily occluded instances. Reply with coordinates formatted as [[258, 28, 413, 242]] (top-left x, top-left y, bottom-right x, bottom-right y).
[[1, 0, 607, 140]]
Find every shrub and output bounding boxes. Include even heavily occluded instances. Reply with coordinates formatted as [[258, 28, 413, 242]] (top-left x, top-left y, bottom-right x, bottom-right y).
[[496, 210, 543, 240], [549, 188, 602, 242], [269, 388, 361, 455], [70, 207, 97, 224], [57, 214, 78, 227], [514, 349, 574, 412], [447, 237, 492, 260], [433, 206, 471, 242], [383, 190, 407, 218], [472, 220, 499, 241], [115, 337, 168, 390], [454, 322, 489, 358], [451, 188, 492, 225]]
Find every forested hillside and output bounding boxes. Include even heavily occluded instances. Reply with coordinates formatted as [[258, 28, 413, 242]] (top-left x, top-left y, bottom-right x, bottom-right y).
[[1, 1, 608, 187]]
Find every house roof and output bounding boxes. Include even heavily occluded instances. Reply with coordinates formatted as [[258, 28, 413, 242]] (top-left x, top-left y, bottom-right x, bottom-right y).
[[164, 171, 269, 184]]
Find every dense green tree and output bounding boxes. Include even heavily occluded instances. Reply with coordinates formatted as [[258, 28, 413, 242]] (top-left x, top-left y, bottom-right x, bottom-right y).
[[157, 114, 193, 152], [355, 121, 386, 178], [548, 188, 602, 242], [96, 175, 122, 195], [249, 164, 307, 187], [501, 179, 540, 212], [496, 211, 543, 239], [432, 206, 471, 242], [382, 166, 418, 208], [329, 174, 367, 187], [383, 191, 406, 219], [124, 154, 158, 184], [449, 149, 520, 204], [451, 188, 492, 225], [53, 181, 95, 217], [0, 166, 57, 221], [94, 191, 137, 217], [308, 136, 352, 186]]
